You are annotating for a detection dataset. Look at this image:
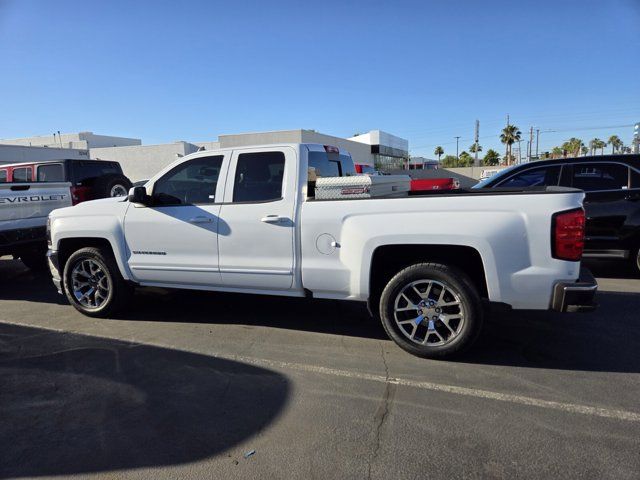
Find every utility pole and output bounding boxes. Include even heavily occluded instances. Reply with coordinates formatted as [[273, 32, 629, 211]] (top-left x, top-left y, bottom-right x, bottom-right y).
[[474, 120, 480, 167], [455, 136, 461, 160], [528, 126, 534, 162], [535, 128, 540, 159]]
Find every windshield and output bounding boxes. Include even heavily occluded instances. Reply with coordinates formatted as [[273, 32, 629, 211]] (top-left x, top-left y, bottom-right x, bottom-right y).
[[472, 165, 518, 188]]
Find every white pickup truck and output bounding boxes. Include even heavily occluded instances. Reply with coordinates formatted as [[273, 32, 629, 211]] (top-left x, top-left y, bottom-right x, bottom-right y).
[[47, 143, 597, 358], [1, 182, 72, 269]]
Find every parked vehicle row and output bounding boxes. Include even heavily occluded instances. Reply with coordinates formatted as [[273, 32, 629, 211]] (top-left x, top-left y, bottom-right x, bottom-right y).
[[0, 159, 132, 270], [476, 154, 640, 274], [46, 143, 597, 359]]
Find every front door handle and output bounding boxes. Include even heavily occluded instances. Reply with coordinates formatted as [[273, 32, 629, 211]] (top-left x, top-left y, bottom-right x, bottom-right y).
[[189, 216, 212, 224], [261, 215, 285, 224]]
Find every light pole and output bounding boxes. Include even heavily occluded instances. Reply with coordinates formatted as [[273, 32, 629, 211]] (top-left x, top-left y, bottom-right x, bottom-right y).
[[454, 136, 461, 160]]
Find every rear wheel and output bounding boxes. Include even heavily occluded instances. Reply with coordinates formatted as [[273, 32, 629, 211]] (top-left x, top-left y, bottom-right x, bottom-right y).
[[633, 246, 640, 276], [63, 247, 132, 317], [94, 174, 132, 199], [379, 263, 483, 359]]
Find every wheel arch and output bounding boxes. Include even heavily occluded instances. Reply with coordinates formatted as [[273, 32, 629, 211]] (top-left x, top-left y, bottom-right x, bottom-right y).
[[57, 236, 131, 282], [367, 244, 489, 315]]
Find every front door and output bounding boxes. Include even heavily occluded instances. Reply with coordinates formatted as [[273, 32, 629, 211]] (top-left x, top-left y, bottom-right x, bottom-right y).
[[217, 147, 296, 290], [124, 154, 227, 286]]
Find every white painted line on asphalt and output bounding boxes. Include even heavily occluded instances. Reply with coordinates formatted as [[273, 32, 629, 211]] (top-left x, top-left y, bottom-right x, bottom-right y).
[[2, 319, 639, 423], [227, 355, 640, 423]]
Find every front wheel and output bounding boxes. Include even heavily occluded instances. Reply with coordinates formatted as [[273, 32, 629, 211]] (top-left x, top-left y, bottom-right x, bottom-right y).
[[63, 247, 132, 317], [379, 263, 483, 359]]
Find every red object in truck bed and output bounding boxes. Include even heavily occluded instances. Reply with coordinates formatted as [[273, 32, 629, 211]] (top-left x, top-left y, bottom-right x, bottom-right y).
[[410, 177, 460, 191]]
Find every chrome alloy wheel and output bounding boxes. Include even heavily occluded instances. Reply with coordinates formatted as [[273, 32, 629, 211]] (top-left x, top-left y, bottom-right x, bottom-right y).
[[110, 184, 128, 197], [71, 259, 111, 309], [393, 279, 466, 346]]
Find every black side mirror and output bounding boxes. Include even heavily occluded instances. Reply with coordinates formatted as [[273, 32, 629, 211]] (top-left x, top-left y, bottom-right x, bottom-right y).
[[128, 186, 149, 205]]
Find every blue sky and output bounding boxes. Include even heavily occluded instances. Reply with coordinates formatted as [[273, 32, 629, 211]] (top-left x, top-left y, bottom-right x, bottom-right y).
[[0, 0, 639, 158]]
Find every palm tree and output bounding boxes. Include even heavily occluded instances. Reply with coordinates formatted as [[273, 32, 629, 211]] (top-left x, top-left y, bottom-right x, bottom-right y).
[[589, 138, 600, 155], [434, 146, 444, 161], [562, 138, 584, 157], [608, 135, 622, 154], [469, 143, 482, 153], [500, 125, 521, 165]]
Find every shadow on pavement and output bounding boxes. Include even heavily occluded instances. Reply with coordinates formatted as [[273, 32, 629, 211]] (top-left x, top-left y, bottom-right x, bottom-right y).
[[461, 290, 640, 373], [0, 323, 289, 479], [2, 259, 640, 373], [583, 258, 639, 280]]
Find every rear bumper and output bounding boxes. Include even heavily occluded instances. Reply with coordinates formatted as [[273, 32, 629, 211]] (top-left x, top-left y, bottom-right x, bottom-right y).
[[551, 267, 598, 313], [47, 249, 63, 294]]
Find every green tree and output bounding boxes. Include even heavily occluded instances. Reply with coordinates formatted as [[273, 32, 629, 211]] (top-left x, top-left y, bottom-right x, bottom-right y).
[[458, 151, 473, 167], [469, 143, 482, 153], [434, 146, 444, 161], [552, 146, 564, 158], [440, 155, 459, 168], [589, 138, 606, 155], [561, 138, 584, 157], [500, 125, 522, 165], [608, 135, 622, 154], [482, 149, 500, 166], [581, 146, 589, 156]]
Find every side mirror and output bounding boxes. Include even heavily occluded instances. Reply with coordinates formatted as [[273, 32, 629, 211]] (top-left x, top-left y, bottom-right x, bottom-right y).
[[128, 186, 149, 205]]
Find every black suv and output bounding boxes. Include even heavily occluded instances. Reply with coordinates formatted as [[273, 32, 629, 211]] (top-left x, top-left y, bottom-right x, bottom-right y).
[[476, 154, 640, 274], [0, 159, 132, 204]]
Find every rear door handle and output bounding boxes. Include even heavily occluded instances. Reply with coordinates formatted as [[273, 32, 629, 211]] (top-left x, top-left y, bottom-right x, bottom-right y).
[[189, 216, 212, 224], [261, 215, 285, 224]]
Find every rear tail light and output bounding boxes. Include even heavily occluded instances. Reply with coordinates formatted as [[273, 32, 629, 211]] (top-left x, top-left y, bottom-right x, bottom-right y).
[[70, 186, 90, 205], [552, 208, 585, 261]]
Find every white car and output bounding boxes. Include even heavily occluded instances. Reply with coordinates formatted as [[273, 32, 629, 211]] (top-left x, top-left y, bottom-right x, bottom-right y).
[[46, 143, 597, 358]]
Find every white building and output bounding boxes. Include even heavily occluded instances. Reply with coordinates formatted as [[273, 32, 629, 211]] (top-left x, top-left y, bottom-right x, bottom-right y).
[[0, 144, 89, 164], [1, 129, 409, 182], [0, 131, 141, 149]]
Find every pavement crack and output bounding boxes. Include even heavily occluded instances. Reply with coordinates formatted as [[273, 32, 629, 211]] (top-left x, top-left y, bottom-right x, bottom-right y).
[[367, 344, 395, 480]]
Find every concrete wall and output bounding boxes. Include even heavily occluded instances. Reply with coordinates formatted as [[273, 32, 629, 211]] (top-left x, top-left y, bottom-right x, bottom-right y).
[[90, 142, 199, 181], [0, 144, 89, 164]]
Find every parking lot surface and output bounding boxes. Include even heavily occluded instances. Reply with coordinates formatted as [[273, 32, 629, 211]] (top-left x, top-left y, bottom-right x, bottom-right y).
[[1, 258, 639, 479]]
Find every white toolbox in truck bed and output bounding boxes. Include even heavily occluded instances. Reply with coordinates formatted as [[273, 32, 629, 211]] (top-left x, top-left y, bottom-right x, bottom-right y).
[[314, 175, 411, 200]]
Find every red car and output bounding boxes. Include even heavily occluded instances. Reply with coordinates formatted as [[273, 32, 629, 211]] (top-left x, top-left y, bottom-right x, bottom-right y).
[[410, 177, 460, 192]]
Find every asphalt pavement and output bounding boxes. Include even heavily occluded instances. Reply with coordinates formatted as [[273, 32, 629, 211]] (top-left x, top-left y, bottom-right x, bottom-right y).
[[1, 258, 639, 479]]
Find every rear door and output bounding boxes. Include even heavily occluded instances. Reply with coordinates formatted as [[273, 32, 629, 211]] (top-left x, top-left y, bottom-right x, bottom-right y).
[[217, 147, 296, 290], [564, 162, 634, 255]]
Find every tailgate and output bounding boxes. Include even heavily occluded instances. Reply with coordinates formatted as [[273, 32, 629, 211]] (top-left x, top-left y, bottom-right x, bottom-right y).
[[0, 182, 72, 229]]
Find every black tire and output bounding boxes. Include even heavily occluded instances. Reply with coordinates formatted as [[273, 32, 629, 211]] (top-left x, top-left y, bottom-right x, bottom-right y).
[[379, 263, 483, 359], [19, 249, 47, 271], [63, 247, 132, 317], [93, 174, 132, 199]]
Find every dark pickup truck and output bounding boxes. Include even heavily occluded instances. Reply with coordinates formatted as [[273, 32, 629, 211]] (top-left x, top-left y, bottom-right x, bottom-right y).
[[475, 154, 640, 274]]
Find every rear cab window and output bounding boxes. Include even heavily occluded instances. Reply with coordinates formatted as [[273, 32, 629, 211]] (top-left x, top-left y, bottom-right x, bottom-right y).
[[12, 167, 32, 183], [70, 161, 121, 186], [570, 163, 629, 191], [307, 147, 356, 197], [37, 163, 65, 182], [0, 169, 7, 182]]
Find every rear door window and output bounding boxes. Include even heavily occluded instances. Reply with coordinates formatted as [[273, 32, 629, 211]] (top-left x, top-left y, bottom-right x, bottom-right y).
[[233, 151, 285, 203], [12, 167, 32, 183], [496, 166, 561, 187], [71, 161, 120, 186], [0, 169, 7, 182], [571, 163, 629, 191], [37, 163, 65, 182]]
